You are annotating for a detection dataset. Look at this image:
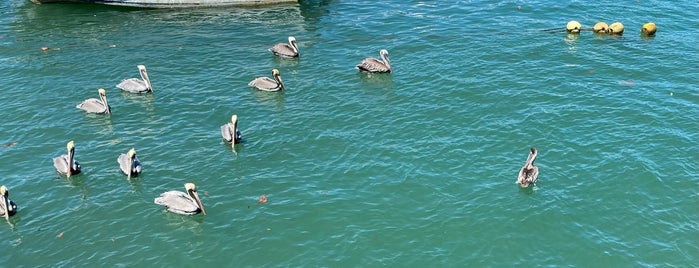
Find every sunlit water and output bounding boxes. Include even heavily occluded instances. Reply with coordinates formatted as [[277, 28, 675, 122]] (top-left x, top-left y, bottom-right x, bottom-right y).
[[0, 1, 697, 266]]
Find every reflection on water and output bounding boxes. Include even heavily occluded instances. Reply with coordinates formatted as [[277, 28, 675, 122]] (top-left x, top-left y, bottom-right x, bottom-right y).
[[251, 89, 285, 109], [357, 72, 393, 89]]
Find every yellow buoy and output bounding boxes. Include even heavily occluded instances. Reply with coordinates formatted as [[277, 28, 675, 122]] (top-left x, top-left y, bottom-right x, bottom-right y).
[[607, 22, 624, 35], [566, 20, 582, 33], [642, 22, 657, 36], [593, 22, 608, 33]]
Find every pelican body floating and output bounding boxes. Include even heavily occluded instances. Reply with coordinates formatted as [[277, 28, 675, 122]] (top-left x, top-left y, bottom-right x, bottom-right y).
[[29, 0, 296, 8], [641, 22, 657, 36]]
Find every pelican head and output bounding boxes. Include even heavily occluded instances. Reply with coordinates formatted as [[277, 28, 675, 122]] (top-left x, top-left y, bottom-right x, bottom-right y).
[[98, 88, 111, 114], [1, 185, 9, 220], [379, 49, 392, 72], [593, 22, 608, 33], [185, 183, 206, 215], [607, 22, 624, 35], [231, 114, 238, 132], [566, 20, 582, 33], [137, 65, 152, 91], [288, 36, 299, 54], [272, 69, 284, 90], [641, 22, 656, 36], [528, 147, 538, 164]]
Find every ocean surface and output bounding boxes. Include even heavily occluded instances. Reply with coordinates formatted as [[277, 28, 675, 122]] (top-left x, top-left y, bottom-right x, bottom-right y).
[[0, 0, 697, 267]]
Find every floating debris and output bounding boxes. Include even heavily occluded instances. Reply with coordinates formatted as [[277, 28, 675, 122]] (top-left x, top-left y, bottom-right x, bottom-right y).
[[618, 80, 635, 86], [1, 142, 17, 149], [57, 232, 64, 238]]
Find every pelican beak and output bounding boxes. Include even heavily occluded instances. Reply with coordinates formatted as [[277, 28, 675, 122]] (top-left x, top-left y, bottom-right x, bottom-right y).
[[127, 154, 134, 181], [67, 141, 74, 178], [99, 88, 110, 114], [192, 190, 206, 215]]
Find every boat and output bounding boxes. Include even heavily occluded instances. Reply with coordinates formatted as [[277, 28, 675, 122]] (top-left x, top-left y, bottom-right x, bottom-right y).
[[29, 0, 297, 8]]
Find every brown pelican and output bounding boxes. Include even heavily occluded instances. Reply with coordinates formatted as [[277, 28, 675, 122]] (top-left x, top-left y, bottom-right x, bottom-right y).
[[566, 20, 582, 33], [221, 114, 242, 146], [117, 148, 142, 180], [249, 69, 284, 91], [641, 22, 656, 36], [356, 49, 392, 73], [76, 88, 111, 114], [0, 185, 17, 220], [593, 22, 609, 33], [154, 183, 206, 215], [269, 36, 299, 58], [608, 22, 624, 35], [517, 147, 539, 188], [53, 141, 81, 178], [117, 65, 152, 93]]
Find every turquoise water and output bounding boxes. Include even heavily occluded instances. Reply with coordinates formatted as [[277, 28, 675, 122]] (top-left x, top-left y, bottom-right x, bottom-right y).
[[1, 1, 698, 266]]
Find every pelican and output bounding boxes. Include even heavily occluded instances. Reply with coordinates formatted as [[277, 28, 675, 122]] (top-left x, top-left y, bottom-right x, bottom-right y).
[[641, 22, 656, 36], [117, 148, 142, 180], [221, 114, 242, 146], [517, 147, 539, 188], [0, 185, 17, 220], [566, 20, 582, 33], [269, 36, 299, 58], [76, 88, 111, 114], [154, 183, 206, 215], [117, 65, 152, 93], [608, 22, 624, 35], [593, 22, 609, 33], [356, 49, 392, 73], [249, 69, 284, 91], [53, 141, 81, 178]]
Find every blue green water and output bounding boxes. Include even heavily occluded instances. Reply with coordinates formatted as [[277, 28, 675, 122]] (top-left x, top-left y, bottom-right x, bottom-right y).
[[1, 1, 698, 266]]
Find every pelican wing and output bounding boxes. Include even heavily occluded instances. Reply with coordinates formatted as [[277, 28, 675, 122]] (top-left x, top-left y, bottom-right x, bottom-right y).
[[269, 43, 298, 58], [53, 154, 69, 174], [154, 191, 201, 215], [76, 98, 109, 113], [117, 78, 150, 93], [220, 123, 233, 143], [356, 58, 390, 73], [53, 154, 81, 175], [249, 77, 282, 92], [117, 153, 142, 176]]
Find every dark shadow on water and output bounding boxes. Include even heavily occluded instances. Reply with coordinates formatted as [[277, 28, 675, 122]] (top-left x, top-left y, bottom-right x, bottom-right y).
[[518, 183, 538, 195], [640, 34, 655, 42], [271, 55, 300, 67], [120, 91, 154, 104], [58, 173, 91, 207], [221, 139, 245, 158], [160, 210, 206, 233], [357, 72, 393, 89]]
